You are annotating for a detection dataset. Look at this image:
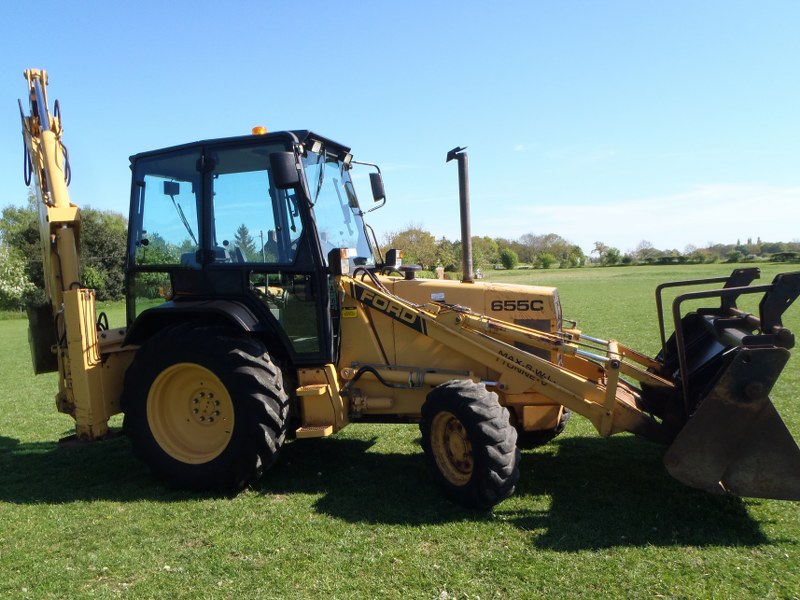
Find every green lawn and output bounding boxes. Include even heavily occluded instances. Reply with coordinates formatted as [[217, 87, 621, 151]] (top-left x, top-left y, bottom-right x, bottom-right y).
[[1, 264, 799, 599]]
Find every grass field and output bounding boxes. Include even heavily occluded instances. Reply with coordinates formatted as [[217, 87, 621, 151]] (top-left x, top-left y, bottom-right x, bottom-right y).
[[1, 264, 799, 599]]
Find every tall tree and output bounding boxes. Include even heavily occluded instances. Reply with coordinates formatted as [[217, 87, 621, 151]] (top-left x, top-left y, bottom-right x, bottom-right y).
[[383, 226, 438, 270], [469, 236, 500, 269], [435, 237, 457, 271], [234, 224, 257, 260], [605, 247, 622, 265], [80, 208, 128, 300]]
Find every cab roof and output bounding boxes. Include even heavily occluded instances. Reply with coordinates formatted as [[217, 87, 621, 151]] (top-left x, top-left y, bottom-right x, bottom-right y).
[[129, 130, 352, 164]]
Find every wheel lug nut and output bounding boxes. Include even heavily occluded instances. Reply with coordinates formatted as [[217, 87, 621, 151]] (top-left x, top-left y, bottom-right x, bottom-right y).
[[192, 408, 199, 414]]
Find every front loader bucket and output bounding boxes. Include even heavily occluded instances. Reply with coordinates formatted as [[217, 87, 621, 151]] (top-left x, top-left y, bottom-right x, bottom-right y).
[[664, 346, 800, 499], [649, 270, 800, 500]]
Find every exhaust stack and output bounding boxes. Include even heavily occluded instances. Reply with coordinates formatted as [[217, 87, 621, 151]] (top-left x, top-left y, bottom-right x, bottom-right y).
[[447, 146, 473, 283]]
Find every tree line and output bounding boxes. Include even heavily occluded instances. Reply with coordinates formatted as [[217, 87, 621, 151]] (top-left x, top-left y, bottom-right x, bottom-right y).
[[2, 194, 798, 310], [383, 227, 800, 273], [591, 238, 800, 266], [381, 228, 589, 274]]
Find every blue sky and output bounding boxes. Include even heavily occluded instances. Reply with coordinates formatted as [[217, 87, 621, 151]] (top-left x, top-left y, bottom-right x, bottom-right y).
[[2, 1, 798, 255]]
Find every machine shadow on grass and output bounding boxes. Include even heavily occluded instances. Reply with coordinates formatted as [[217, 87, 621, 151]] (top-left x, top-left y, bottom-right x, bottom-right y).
[[0, 434, 199, 504], [509, 436, 767, 550], [0, 431, 767, 550], [260, 432, 767, 550]]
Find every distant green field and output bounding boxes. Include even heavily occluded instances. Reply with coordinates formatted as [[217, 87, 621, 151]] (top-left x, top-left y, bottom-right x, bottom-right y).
[[1, 264, 799, 599]]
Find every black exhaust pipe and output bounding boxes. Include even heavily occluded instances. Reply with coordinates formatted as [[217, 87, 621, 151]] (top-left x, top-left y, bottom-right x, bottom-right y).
[[447, 146, 473, 283]]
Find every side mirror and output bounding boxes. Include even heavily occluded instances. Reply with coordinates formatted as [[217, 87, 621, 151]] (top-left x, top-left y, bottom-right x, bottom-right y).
[[164, 181, 180, 196], [369, 172, 385, 202], [270, 152, 300, 189]]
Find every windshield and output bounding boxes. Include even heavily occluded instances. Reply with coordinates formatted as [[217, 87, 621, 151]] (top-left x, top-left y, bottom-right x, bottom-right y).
[[130, 142, 306, 268], [302, 150, 375, 267], [209, 145, 304, 265]]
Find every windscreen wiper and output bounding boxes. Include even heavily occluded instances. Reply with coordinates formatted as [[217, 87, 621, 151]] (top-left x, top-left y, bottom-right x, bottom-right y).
[[285, 191, 298, 233], [168, 190, 198, 246], [333, 178, 354, 235], [312, 155, 325, 205]]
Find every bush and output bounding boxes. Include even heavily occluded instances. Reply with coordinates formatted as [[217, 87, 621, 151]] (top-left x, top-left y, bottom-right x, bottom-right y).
[[499, 248, 519, 270], [0, 246, 35, 310], [82, 265, 105, 293], [726, 251, 744, 263], [537, 252, 557, 269]]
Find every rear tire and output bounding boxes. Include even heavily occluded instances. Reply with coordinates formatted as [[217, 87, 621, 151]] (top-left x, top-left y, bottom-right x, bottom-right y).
[[122, 324, 288, 492], [420, 380, 520, 509]]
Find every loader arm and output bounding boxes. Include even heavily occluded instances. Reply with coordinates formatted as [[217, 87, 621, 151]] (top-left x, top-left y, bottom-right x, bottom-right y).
[[339, 267, 800, 500], [342, 272, 668, 440], [20, 69, 131, 440]]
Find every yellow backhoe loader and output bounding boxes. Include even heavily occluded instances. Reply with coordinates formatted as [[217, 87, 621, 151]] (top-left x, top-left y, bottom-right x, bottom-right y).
[[20, 69, 800, 508]]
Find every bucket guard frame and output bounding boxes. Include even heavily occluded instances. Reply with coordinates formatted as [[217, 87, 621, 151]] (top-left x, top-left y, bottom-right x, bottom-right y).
[[652, 268, 800, 499]]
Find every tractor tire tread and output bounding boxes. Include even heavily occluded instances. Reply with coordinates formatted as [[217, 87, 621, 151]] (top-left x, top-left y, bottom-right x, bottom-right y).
[[121, 324, 288, 492], [420, 379, 520, 510]]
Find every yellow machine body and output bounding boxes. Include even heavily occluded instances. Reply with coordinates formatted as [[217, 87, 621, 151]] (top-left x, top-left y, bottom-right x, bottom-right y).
[[336, 276, 565, 429], [19, 68, 800, 505]]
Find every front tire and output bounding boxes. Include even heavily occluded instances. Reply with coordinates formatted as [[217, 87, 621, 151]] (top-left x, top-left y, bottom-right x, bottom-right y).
[[420, 380, 520, 509], [122, 324, 289, 492]]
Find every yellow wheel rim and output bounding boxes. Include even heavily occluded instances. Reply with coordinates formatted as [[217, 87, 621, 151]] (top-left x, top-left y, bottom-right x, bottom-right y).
[[430, 411, 473, 486], [147, 363, 235, 464]]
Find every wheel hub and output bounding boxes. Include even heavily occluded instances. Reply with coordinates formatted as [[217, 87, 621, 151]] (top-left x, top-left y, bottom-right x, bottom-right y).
[[431, 411, 474, 486], [190, 391, 222, 426], [147, 363, 235, 464]]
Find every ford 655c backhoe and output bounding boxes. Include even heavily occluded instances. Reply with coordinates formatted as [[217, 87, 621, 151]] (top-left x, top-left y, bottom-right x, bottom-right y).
[[20, 69, 800, 509]]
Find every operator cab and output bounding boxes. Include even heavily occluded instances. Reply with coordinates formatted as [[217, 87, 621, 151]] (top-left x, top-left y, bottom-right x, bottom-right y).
[[126, 130, 385, 365]]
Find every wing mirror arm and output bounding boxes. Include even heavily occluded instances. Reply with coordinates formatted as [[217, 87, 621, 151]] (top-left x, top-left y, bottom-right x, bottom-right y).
[[351, 160, 387, 213]]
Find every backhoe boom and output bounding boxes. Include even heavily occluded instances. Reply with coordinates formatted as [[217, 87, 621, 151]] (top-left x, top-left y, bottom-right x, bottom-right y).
[[20, 69, 129, 440]]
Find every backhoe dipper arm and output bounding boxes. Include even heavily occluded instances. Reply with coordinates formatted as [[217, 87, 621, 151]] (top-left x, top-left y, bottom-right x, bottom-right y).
[[20, 69, 124, 441]]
